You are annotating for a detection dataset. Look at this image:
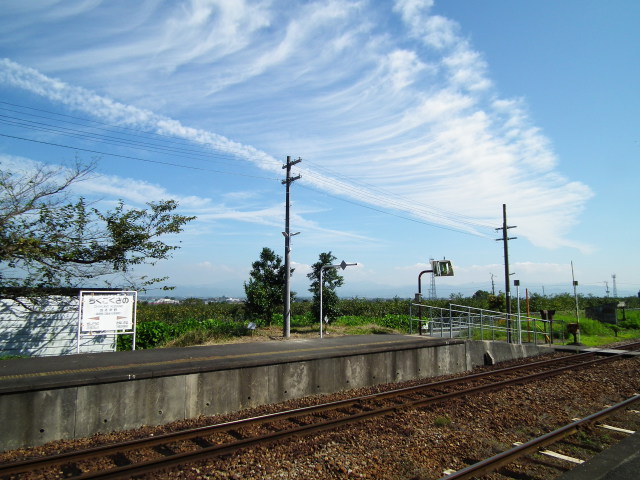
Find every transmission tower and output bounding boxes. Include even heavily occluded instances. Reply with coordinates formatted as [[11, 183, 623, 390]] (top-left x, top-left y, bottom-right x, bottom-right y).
[[428, 258, 437, 299]]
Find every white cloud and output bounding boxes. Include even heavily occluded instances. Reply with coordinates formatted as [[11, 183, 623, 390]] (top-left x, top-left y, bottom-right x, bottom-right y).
[[0, 0, 594, 252], [385, 49, 427, 91]]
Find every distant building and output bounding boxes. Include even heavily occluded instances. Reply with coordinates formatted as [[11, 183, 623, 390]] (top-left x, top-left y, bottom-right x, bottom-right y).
[[152, 298, 180, 305], [223, 297, 242, 304], [205, 296, 243, 304]]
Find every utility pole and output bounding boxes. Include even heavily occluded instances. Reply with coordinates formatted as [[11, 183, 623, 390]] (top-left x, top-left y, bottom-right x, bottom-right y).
[[495, 204, 517, 342], [282, 156, 301, 338]]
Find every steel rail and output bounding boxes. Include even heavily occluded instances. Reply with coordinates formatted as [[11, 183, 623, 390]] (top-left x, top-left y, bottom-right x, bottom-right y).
[[2, 345, 637, 479], [437, 394, 640, 480]]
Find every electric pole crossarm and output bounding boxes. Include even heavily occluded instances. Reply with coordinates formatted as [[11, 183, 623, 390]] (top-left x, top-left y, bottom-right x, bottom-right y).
[[282, 174, 301, 185]]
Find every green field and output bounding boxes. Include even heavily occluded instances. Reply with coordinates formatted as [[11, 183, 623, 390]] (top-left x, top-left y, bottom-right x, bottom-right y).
[[122, 296, 640, 350]]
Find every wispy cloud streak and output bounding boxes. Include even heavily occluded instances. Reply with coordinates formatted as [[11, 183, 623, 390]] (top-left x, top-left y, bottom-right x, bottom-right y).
[[0, 0, 593, 250]]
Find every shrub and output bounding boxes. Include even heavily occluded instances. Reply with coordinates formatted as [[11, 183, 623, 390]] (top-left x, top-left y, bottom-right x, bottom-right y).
[[201, 318, 248, 337], [334, 315, 373, 326], [620, 318, 640, 329], [379, 314, 410, 331], [292, 313, 315, 327], [136, 320, 174, 349]]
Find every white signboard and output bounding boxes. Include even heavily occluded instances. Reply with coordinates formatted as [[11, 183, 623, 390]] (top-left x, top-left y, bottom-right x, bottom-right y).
[[80, 292, 135, 332]]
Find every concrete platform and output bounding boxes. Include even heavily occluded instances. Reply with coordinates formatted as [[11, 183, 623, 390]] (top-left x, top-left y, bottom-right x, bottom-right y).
[[0, 335, 461, 394], [557, 431, 640, 480], [0, 335, 552, 451], [550, 344, 640, 479], [553, 344, 640, 357]]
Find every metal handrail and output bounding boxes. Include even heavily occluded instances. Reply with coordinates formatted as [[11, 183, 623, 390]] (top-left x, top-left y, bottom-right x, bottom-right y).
[[409, 303, 552, 345]]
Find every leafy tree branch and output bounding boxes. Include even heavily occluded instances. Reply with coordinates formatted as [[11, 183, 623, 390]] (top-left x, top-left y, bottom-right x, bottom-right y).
[[1, 160, 195, 298]]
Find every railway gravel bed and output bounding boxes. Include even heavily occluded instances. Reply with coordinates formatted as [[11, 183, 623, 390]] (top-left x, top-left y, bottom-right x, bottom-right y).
[[2, 346, 639, 480]]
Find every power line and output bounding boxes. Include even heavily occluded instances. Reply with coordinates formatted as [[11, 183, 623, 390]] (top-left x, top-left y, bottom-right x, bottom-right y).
[[2, 127, 493, 235], [296, 182, 490, 237], [1, 100, 499, 236], [0, 101, 249, 160], [0, 107, 257, 166], [300, 163, 496, 230], [2, 100, 498, 232], [0, 133, 280, 180]]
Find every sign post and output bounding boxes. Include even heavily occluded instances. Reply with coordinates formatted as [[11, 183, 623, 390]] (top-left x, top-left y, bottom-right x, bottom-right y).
[[78, 290, 137, 353]]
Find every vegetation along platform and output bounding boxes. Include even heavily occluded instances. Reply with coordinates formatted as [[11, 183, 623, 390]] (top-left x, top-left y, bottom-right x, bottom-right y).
[[0, 334, 552, 451]]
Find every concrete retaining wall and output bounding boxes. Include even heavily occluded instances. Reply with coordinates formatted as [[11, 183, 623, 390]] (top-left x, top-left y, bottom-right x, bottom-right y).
[[0, 340, 551, 451]]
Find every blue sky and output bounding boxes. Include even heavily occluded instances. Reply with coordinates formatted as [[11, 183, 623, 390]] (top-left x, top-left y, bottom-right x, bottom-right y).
[[0, 0, 638, 299]]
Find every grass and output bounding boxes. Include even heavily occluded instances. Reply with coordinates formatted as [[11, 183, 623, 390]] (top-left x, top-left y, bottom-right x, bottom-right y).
[[0, 354, 29, 360], [123, 307, 640, 349], [553, 313, 640, 346], [164, 312, 639, 348], [576, 330, 640, 347], [434, 416, 452, 427]]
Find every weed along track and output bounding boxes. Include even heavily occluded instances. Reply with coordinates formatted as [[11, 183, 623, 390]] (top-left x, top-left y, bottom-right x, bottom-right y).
[[2, 343, 640, 479]]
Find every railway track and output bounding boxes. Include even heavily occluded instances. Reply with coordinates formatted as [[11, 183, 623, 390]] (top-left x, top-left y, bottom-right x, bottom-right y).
[[438, 394, 640, 479], [2, 343, 640, 479]]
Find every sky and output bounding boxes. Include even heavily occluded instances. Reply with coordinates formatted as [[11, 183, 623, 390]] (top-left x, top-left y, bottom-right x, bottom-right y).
[[0, 0, 638, 299]]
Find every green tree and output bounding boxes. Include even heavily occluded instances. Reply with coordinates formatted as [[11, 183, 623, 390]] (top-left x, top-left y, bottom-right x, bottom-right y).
[[488, 293, 506, 312], [0, 160, 194, 298], [307, 252, 344, 324], [244, 247, 292, 326], [470, 290, 491, 309]]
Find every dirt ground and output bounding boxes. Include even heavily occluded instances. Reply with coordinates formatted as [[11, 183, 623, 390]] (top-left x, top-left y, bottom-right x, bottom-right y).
[[203, 323, 398, 345]]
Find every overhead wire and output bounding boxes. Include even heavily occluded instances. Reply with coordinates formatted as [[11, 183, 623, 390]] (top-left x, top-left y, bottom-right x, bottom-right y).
[[0, 101, 250, 161], [0, 103, 259, 166], [0, 113, 229, 160], [0, 115, 256, 169], [297, 166, 496, 234], [0, 100, 498, 235], [299, 157, 497, 231], [295, 182, 489, 236], [0, 133, 280, 180]]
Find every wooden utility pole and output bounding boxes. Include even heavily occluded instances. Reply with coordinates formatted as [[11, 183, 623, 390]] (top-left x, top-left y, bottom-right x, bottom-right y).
[[496, 204, 517, 342], [282, 156, 301, 338]]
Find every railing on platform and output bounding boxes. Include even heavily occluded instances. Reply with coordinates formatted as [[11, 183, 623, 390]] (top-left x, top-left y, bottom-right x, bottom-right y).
[[409, 303, 554, 345]]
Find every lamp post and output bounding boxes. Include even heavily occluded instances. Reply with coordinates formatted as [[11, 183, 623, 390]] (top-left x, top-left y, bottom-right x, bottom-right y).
[[320, 261, 357, 338]]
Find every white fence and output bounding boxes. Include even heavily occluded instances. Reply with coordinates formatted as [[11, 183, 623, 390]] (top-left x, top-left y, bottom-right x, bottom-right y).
[[410, 303, 556, 345], [0, 296, 116, 357]]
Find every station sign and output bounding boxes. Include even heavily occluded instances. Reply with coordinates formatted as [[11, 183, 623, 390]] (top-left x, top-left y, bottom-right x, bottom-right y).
[[80, 291, 136, 332]]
